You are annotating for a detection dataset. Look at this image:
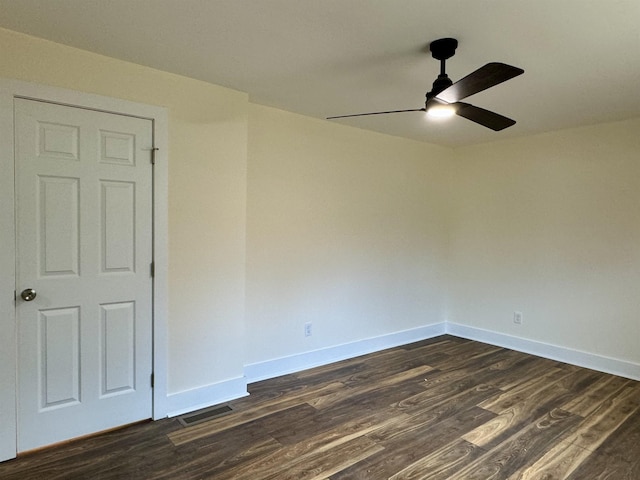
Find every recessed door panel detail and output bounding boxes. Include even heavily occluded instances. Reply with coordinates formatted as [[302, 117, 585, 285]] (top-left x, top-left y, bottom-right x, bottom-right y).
[[39, 176, 80, 277], [37, 122, 79, 160], [39, 307, 81, 410], [100, 302, 135, 397], [101, 181, 135, 273], [100, 130, 135, 166]]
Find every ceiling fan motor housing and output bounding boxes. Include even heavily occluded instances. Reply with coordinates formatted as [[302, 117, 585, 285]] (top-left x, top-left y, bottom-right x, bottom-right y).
[[427, 74, 453, 101]]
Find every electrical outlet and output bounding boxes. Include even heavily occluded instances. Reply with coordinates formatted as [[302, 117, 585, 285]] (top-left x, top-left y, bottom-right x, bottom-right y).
[[513, 311, 523, 325], [304, 322, 312, 337]]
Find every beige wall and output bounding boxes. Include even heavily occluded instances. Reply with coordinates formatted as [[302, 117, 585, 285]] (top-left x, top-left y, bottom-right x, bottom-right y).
[[2, 25, 639, 402], [0, 27, 248, 393], [449, 118, 640, 363], [246, 104, 452, 364]]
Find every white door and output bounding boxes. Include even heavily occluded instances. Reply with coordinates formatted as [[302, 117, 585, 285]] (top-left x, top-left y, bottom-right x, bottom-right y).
[[15, 98, 154, 452]]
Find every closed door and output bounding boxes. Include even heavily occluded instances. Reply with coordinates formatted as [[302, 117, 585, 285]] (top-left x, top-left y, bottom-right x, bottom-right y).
[[15, 98, 154, 452]]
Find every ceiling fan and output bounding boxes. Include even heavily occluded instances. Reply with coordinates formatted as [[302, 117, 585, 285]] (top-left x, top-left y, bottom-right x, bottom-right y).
[[327, 38, 524, 131]]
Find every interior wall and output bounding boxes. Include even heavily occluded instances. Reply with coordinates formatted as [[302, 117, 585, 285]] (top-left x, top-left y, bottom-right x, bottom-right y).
[[0, 27, 248, 394], [449, 118, 640, 365], [245, 104, 452, 365], [3, 24, 639, 416]]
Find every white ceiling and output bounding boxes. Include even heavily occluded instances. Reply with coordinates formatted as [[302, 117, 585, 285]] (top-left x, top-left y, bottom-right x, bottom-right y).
[[1, 0, 639, 147]]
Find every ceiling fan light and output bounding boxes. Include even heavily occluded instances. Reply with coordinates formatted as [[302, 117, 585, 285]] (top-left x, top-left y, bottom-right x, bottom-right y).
[[426, 104, 456, 119]]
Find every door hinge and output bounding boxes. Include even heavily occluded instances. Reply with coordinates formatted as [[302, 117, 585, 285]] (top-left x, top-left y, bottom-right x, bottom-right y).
[[151, 147, 159, 165], [151, 373, 155, 388], [150, 261, 155, 277]]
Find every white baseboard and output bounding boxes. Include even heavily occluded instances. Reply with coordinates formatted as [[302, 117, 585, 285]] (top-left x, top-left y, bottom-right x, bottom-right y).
[[164, 321, 638, 419], [446, 322, 640, 381], [165, 376, 249, 418], [244, 322, 447, 384]]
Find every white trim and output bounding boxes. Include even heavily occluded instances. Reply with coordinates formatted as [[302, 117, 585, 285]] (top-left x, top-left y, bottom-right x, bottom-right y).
[[244, 323, 447, 384], [0, 78, 169, 461], [0, 82, 17, 463], [446, 322, 640, 381], [150, 105, 170, 421], [165, 377, 249, 418]]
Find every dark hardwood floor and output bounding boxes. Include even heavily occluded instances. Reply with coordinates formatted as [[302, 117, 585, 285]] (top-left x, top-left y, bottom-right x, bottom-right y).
[[2, 335, 639, 479]]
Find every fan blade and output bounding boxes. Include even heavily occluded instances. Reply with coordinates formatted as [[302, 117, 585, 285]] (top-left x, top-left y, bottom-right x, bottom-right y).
[[326, 108, 425, 119], [436, 63, 524, 103], [455, 102, 516, 131]]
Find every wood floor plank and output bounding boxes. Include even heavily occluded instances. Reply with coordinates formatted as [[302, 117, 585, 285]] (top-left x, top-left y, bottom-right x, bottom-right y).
[[565, 407, 640, 479], [152, 435, 282, 480], [478, 368, 567, 413], [569, 461, 640, 480], [592, 406, 640, 463], [483, 349, 535, 372], [561, 373, 632, 416], [510, 440, 592, 480], [212, 411, 396, 480], [490, 356, 564, 391], [436, 339, 503, 358], [463, 369, 598, 448], [266, 395, 398, 446], [561, 384, 640, 451], [168, 381, 345, 445], [308, 365, 434, 410], [388, 439, 485, 480], [264, 436, 384, 480], [510, 386, 640, 480], [400, 335, 464, 350], [398, 357, 549, 416], [369, 387, 499, 444], [427, 344, 509, 373], [0, 420, 180, 480], [331, 406, 495, 480], [447, 408, 582, 480]]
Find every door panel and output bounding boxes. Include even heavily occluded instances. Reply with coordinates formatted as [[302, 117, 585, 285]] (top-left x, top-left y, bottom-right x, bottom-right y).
[[39, 307, 81, 409], [101, 180, 136, 273], [38, 175, 80, 276], [15, 99, 153, 452], [100, 301, 136, 396]]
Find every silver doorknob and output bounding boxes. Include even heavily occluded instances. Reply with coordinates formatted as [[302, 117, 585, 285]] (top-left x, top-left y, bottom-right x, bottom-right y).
[[21, 288, 37, 301]]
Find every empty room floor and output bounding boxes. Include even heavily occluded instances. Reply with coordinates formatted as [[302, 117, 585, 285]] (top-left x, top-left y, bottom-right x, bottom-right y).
[[1, 335, 639, 479]]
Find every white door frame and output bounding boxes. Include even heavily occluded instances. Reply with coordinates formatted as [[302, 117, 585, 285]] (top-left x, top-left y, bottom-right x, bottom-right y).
[[0, 79, 169, 462]]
